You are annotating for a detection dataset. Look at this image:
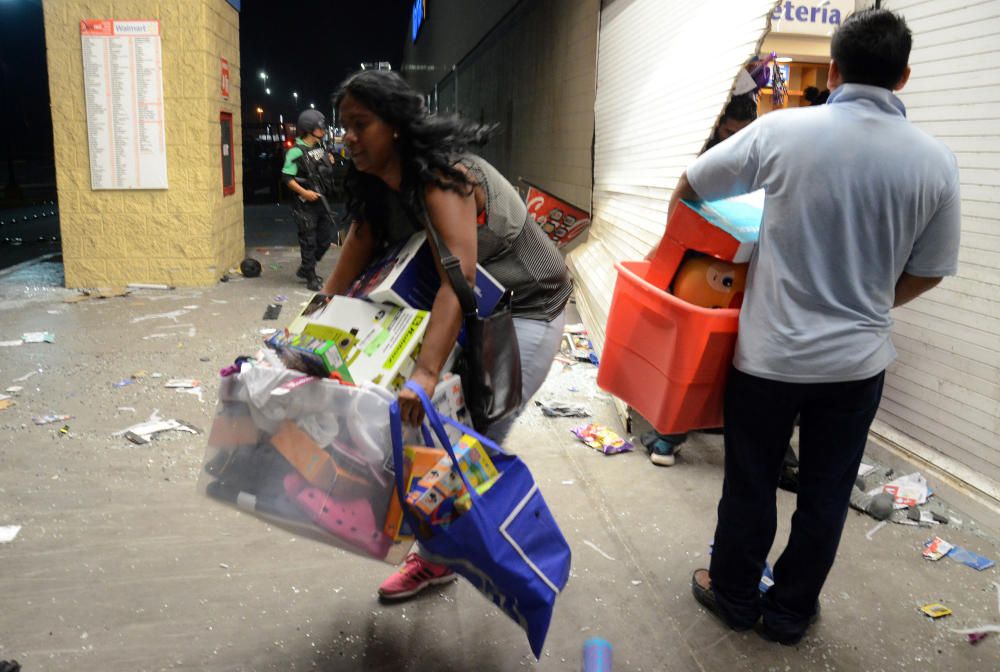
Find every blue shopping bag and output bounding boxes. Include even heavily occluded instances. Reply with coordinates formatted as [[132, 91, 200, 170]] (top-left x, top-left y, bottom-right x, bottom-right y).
[[390, 381, 572, 658]]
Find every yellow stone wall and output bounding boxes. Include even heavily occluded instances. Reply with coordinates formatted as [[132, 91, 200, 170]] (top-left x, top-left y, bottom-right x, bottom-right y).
[[43, 0, 243, 287]]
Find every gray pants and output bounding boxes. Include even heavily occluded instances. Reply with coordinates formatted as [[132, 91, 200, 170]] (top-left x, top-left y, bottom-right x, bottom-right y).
[[484, 311, 566, 445]]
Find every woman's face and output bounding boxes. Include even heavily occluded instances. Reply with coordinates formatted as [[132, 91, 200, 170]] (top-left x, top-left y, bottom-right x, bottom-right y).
[[339, 93, 398, 176]]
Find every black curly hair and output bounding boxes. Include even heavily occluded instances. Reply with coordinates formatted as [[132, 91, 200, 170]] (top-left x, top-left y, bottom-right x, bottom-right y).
[[333, 70, 495, 245]]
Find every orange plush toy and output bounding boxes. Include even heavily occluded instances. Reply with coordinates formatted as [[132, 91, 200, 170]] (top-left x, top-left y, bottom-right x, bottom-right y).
[[671, 256, 748, 309]]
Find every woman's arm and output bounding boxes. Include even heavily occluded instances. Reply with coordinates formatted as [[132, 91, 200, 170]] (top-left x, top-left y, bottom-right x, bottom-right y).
[[321, 220, 375, 296], [398, 183, 478, 426]]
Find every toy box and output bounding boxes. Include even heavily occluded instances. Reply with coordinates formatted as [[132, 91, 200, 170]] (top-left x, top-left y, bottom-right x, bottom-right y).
[[301, 296, 429, 393], [347, 231, 506, 317], [264, 329, 354, 379], [405, 435, 499, 526], [382, 445, 446, 541]]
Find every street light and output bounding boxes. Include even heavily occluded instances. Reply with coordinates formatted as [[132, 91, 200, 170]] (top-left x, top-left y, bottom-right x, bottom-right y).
[[309, 103, 315, 109], [293, 91, 298, 101], [255, 106, 263, 121], [259, 71, 267, 80], [265, 87, 271, 95]]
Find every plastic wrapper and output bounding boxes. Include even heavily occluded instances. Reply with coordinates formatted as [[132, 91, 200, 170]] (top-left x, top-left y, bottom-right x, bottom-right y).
[[570, 423, 633, 455], [197, 352, 410, 564]]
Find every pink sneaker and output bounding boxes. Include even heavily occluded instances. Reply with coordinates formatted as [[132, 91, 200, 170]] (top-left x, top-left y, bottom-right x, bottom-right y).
[[378, 553, 456, 600]]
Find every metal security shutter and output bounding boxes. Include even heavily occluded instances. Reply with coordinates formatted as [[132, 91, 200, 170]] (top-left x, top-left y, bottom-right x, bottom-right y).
[[876, 0, 1000, 502], [568, 0, 776, 374]]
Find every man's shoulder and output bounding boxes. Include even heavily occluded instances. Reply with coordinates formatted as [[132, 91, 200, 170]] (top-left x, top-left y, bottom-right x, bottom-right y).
[[285, 146, 305, 160]]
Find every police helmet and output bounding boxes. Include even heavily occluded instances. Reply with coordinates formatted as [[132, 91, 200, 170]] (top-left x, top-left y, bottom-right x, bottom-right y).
[[297, 109, 327, 134]]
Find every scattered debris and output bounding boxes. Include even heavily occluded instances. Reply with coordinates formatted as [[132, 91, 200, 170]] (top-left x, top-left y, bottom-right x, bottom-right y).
[[0, 525, 21, 543], [262, 303, 283, 320], [882, 472, 930, 509], [113, 379, 134, 389], [259, 327, 278, 336], [850, 485, 895, 521], [12, 371, 38, 383], [923, 537, 955, 561], [59, 425, 70, 436], [274, 295, 287, 303], [920, 603, 952, 619], [0, 399, 14, 411], [536, 399, 592, 418], [865, 520, 888, 540], [164, 379, 200, 389], [64, 287, 130, 303], [583, 540, 616, 561], [562, 332, 598, 365], [4, 386, 22, 394], [561, 480, 575, 485], [571, 423, 633, 455], [0, 340, 23, 347], [22, 331, 54, 343], [116, 412, 200, 445], [32, 414, 72, 426], [116, 406, 136, 413], [127, 283, 173, 290], [950, 582, 1000, 644], [949, 546, 996, 571]]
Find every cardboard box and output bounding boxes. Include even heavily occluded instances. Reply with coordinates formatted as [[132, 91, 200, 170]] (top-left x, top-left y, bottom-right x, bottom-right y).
[[302, 296, 429, 393], [405, 435, 498, 526], [382, 445, 446, 541], [647, 190, 763, 289], [286, 293, 334, 334], [265, 329, 354, 380], [348, 231, 506, 317]]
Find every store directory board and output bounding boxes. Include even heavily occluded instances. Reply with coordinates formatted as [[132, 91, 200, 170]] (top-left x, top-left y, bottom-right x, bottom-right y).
[[80, 20, 168, 190]]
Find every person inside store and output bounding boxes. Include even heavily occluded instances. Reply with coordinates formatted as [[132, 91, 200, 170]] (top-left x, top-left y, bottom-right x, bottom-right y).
[[322, 69, 572, 601], [653, 8, 960, 644], [282, 109, 338, 291], [803, 86, 831, 105]]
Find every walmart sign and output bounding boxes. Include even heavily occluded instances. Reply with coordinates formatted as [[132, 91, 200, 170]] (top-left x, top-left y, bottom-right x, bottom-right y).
[[770, 0, 854, 37]]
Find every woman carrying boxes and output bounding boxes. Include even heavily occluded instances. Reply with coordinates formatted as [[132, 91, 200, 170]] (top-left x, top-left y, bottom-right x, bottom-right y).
[[320, 70, 572, 601]]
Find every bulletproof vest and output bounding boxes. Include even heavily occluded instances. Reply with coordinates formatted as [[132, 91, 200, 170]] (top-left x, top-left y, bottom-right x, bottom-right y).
[[291, 141, 336, 195]]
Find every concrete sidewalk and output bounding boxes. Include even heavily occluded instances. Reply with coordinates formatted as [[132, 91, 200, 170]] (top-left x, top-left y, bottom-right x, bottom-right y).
[[1, 248, 998, 671]]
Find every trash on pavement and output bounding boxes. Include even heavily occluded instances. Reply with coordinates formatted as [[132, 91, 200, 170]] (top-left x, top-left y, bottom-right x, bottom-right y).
[[583, 540, 616, 561], [920, 603, 952, 619], [4, 386, 22, 394], [582, 636, 613, 672], [571, 423, 633, 455], [0, 525, 21, 543], [923, 537, 955, 561], [881, 472, 930, 509], [950, 581, 1000, 644], [0, 340, 23, 347], [262, 303, 282, 320], [865, 520, 888, 540], [22, 332, 54, 344], [536, 399, 592, 417], [849, 485, 894, 521], [121, 418, 200, 445], [12, 370, 39, 383], [32, 414, 72, 425], [948, 546, 996, 571], [113, 379, 133, 388], [164, 379, 200, 389], [127, 283, 173, 290], [259, 327, 278, 336], [0, 399, 13, 411], [64, 287, 130, 303]]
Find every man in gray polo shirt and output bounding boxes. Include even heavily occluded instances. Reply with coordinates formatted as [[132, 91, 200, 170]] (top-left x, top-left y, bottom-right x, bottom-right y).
[[667, 9, 961, 644]]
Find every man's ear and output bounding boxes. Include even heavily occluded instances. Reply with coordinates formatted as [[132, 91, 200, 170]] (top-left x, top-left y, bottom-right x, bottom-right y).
[[894, 66, 912, 92], [827, 60, 842, 90]]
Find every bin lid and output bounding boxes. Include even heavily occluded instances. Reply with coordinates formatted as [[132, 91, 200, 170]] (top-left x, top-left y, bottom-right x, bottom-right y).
[[680, 190, 764, 244]]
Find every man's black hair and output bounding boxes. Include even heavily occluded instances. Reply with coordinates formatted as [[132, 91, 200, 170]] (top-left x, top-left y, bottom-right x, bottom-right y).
[[830, 8, 911, 89], [723, 94, 757, 122]]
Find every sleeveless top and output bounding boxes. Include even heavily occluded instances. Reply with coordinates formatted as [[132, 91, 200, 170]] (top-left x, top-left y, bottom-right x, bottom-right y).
[[382, 154, 571, 322]]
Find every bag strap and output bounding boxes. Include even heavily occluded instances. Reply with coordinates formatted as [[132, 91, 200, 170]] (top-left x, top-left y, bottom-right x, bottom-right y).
[[414, 190, 479, 319]]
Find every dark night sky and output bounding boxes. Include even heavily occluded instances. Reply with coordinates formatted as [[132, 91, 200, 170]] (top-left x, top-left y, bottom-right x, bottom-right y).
[[239, 0, 412, 125], [0, 0, 413, 161]]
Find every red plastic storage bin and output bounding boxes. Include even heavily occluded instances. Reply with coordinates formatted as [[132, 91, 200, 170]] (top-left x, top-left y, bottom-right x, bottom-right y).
[[597, 260, 739, 434]]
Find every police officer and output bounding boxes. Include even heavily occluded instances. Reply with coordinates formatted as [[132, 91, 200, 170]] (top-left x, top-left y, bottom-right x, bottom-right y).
[[282, 109, 337, 291]]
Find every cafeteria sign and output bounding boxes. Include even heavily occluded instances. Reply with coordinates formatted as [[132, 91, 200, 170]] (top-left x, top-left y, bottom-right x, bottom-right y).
[[770, 0, 853, 37]]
